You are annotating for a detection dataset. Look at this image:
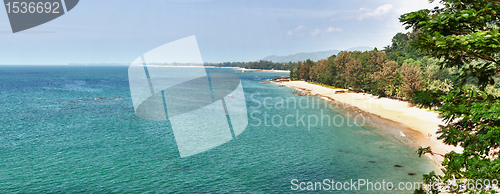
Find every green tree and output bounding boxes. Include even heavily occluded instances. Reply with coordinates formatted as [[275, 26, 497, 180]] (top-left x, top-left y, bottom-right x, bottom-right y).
[[422, 57, 455, 81], [400, 0, 500, 192], [293, 61, 303, 80], [344, 57, 363, 90], [300, 59, 313, 81], [363, 50, 389, 91], [372, 61, 399, 95], [400, 63, 425, 98], [332, 51, 352, 88], [401, 0, 500, 88], [384, 31, 426, 65], [313, 59, 332, 84], [366, 49, 387, 74]]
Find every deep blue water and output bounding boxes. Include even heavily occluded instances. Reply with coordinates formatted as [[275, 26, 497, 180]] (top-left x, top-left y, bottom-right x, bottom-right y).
[[0, 66, 433, 193]]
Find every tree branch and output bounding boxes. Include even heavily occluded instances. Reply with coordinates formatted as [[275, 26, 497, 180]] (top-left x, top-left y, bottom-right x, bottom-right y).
[[485, 0, 500, 5]]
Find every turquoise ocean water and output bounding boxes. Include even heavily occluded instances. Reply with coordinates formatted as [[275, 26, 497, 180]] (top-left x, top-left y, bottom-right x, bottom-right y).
[[0, 66, 434, 193]]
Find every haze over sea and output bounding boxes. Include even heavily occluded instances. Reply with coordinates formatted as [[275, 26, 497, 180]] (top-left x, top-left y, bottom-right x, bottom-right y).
[[0, 66, 434, 193]]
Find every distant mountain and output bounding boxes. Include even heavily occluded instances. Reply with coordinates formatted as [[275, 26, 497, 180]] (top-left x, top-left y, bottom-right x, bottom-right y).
[[261, 46, 374, 63]]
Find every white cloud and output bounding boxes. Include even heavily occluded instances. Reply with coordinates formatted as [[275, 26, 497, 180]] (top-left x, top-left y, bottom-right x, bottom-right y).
[[329, 3, 395, 21], [395, 0, 442, 15], [296, 25, 306, 31], [326, 27, 343, 32], [287, 25, 307, 35], [310, 29, 322, 36], [358, 4, 394, 20]]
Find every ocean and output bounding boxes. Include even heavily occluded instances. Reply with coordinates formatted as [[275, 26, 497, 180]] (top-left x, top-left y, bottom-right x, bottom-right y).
[[0, 66, 434, 193]]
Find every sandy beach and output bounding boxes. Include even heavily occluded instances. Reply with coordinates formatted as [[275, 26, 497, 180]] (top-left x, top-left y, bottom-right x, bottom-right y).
[[275, 80, 462, 169]]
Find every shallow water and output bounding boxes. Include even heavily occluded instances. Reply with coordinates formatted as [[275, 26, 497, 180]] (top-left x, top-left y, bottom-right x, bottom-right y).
[[0, 66, 434, 193]]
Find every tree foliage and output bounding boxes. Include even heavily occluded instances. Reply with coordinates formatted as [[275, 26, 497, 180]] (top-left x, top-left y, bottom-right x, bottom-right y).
[[384, 31, 427, 65], [400, 0, 500, 88], [401, 63, 426, 98], [400, 0, 500, 192], [290, 49, 429, 98]]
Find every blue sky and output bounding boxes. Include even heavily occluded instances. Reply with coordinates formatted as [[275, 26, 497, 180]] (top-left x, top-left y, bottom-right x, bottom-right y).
[[0, 0, 440, 64]]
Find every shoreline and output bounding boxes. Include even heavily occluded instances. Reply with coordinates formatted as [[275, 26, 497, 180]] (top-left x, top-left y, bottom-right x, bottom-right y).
[[274, 80, 462, 170], [140, 65, 291, 73], [239, 67, 290, 73]]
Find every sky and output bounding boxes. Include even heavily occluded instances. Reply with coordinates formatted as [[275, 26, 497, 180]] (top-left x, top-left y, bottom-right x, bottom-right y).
[[0, 0, 440, 64]]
